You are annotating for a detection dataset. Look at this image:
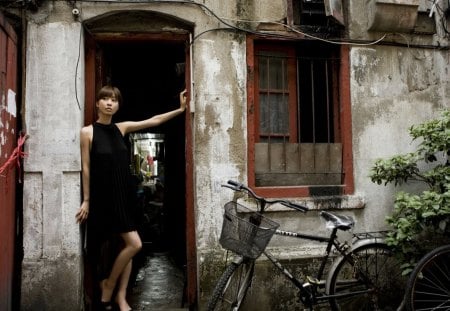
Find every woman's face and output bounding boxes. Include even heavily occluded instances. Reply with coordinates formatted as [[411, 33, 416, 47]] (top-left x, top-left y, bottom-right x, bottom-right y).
[[96, 96, 119, 116]]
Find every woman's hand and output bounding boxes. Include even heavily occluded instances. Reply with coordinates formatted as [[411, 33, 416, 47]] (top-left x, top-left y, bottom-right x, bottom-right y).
[[179, 89, 187, 112], [76, 201, 89, 224]]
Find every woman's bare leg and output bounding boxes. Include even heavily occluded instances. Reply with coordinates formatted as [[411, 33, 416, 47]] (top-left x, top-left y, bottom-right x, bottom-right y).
[[101, 231, 142, 304], [115, 260, 133, 311]]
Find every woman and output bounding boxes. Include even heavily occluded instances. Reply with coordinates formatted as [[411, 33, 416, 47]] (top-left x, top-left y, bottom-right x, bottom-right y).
[[76, 86, 187, 311]]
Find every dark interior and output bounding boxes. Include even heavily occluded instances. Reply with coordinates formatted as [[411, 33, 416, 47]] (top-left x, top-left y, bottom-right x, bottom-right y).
[[100, 40, 187, 272]]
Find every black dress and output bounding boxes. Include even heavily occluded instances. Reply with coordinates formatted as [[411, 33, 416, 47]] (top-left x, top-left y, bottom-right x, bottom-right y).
[[86, 122, 138, 277]]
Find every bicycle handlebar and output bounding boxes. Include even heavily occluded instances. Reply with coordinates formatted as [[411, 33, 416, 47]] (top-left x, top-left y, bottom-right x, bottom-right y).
[[223, 180, 308, 213]]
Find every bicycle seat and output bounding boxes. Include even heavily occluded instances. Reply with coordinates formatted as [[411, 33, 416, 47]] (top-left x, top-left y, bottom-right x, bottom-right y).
[[320, 211, 355, 231]]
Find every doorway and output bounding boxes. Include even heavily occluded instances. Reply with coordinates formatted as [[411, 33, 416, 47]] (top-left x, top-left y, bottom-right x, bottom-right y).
[[102, 40, 187, 260], [84, 36, 193, 309]]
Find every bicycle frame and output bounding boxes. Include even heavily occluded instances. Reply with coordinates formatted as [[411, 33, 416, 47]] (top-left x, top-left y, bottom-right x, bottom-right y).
[[263, 228, 345, 304], [261, 226, 379, 305]]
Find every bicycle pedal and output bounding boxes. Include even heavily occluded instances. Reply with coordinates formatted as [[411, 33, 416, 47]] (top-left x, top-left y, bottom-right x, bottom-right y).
[[299, 282, 315, 306], [306, 276, 324, 285]]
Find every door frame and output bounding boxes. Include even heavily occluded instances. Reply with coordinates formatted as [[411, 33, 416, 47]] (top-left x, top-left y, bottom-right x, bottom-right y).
[[84, 31, 197, 307]]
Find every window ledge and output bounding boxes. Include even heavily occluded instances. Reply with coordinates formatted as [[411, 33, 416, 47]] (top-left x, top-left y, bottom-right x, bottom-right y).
[[237, 194, 365, 211]]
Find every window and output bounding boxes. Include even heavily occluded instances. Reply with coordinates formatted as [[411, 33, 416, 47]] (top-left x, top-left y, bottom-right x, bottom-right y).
[[247, 38, 353, 197], [289, 0, 344, 28]]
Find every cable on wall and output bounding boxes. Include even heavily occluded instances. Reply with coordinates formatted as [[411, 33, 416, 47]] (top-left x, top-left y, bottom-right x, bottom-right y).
[[73, 2, 83, 110], [71, 0, 450, 47]]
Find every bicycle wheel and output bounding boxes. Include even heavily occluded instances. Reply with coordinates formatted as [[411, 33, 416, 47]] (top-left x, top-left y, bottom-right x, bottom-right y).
[[327, 241, 405, 311], [405, 244, 450, 311], [207, 259, 255, 311]]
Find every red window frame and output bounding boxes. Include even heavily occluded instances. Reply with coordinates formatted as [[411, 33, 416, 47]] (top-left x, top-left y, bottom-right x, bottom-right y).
[[246, 36, 354, 197]]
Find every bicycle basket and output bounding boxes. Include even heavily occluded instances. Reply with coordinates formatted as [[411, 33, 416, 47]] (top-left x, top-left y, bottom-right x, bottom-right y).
[[219, 201, 279, 259]]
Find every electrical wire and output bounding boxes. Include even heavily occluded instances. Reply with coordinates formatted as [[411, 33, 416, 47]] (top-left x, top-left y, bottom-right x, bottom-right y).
[[75, 0, 308, 43], [69, 0, 450, 107], [425, 0, 450, 36], [73, 0, 450, 47], [37, 0, 450, 111], [70, 0, 85, 110], [71, 0, 387, 46], [74, 5, 82, 110], [433, 0, 450, 35], [430, 0, 440, 17], [217, 16, 388, 46], [4, 0, 447, 112]]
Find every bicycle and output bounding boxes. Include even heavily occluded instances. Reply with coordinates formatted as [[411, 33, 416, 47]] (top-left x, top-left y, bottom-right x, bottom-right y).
[[207, 180, 405, 311], [404, 243, 450, 310]]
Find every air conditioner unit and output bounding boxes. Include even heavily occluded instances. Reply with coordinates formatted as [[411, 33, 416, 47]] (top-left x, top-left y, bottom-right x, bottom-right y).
[[368, 0, 420, 32]]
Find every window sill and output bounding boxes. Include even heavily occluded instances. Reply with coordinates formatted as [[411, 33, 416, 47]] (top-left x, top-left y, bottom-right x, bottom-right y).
[[237, 194, 365, 211], [249, 184, 354, 198]]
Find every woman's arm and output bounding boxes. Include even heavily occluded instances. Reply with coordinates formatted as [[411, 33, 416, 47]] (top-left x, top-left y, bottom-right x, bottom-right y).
[[118, 89, 187, 135], [76, 126, 92, 223]]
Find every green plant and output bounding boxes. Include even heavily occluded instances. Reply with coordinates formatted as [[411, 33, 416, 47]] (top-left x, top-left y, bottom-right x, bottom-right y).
[[370, 109, 450, 275]]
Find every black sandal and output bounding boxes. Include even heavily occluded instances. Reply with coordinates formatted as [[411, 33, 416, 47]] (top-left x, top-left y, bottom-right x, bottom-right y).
[[100, 301, 113, 311]]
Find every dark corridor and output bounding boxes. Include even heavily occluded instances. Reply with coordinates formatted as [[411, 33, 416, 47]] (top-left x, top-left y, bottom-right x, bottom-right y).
[[100, 40, 188, 308]]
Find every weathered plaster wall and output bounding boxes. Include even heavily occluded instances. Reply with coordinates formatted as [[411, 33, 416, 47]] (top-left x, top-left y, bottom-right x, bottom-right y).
[[350, 45, 450, 231], [194, 31, 247, 249], [18, 0, 450, 310], [19, 0, 251, 309], [21, 11, 83, 309], [204, 0, 286, 21], [198, 1, 450, 309]]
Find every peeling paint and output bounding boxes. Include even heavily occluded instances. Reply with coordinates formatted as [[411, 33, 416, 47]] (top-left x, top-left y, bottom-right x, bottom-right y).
[[199, 39, 222, 95], [7, 89, 16, 117], [230, 41, 246, 95]]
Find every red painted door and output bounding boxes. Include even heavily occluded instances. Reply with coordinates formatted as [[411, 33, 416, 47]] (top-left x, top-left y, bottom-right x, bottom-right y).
[[0, 12, 18, 311]]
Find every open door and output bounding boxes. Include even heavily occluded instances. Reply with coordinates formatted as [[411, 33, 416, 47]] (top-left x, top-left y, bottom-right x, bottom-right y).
[[84, 30, 195, 309]]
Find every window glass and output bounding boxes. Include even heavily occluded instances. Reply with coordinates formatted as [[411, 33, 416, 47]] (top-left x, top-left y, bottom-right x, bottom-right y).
[[259, 93, 289, 139]]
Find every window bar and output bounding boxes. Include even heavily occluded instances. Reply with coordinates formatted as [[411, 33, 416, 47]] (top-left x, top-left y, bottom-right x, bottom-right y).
[[310, 60, 316, 144], [310, 60, 316, 171], [296, 58, 302, 172], [296, 58, 301, 143], [266, 57, 272, 172], [325, 59, 331, 172], [325, 59, 331, 144], [282, 57, 287, 172]]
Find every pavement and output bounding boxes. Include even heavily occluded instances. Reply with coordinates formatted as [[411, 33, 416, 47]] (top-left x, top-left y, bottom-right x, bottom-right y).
[[128, 252, 188, 311]]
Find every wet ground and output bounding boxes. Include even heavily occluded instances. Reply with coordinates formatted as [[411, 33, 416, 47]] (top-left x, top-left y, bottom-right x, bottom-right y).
[[128, 252, 187, 311]]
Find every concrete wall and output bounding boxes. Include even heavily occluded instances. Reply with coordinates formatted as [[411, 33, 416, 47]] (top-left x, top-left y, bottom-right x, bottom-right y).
[[13, 0, 450, 310], [197, 0, 450, 308], [21, 11, 84, 309]]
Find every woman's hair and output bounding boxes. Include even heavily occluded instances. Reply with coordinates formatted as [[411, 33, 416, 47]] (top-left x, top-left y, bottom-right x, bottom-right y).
[[96, 86, 122, 106]]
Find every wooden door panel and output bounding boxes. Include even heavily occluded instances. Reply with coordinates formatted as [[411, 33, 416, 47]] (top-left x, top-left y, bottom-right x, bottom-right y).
[[0, 12, 18, 311]]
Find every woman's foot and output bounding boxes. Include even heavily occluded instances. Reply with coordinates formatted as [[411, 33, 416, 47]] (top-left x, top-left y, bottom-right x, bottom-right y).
[[100, 279, 115, 306], [115, 298, 132, 311]]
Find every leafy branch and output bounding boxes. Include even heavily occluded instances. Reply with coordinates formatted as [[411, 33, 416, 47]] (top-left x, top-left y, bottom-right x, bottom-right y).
[[369, 110, 450, 275]]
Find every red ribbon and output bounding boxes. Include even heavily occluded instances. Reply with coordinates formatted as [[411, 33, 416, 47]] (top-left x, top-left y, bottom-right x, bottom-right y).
[[0, 133, 28, 183]]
